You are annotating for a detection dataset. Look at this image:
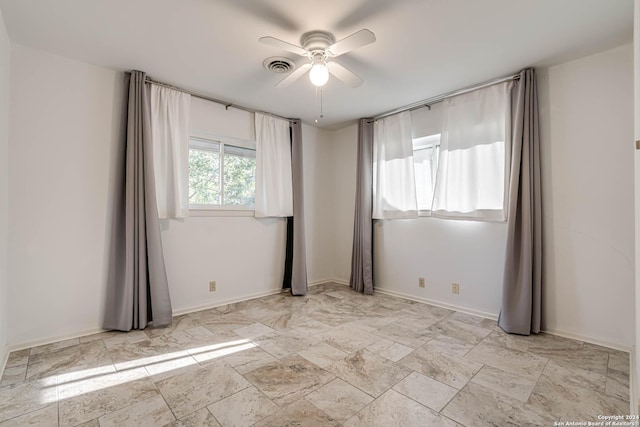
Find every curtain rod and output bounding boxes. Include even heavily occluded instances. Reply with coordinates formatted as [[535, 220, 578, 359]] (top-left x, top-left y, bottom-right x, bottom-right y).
[[142, 76, 297, 123], [371, 71, 522, 122]]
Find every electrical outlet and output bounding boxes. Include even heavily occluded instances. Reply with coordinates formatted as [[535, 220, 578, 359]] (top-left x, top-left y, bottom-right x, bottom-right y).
[[209, 281, 216, 292], [452, 283, 460, 294], [418, 277, 425, 288]]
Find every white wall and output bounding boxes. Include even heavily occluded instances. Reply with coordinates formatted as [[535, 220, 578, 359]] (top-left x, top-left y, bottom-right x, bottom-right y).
[[6, 48, 335, 346], [162, 98, 336, 312], [8, 44, 124, 346], [161, 101, 335, 312], [328, 116, 507, 318], [160, 97, 286, 312], [329, 45, 636, 348], [301, 124, 335, 284], [323, 117, 505, 318], [374, 218, 507, 317], [160, 215, 287, 312], [539, 44, 634, 348], [0, 9, 11, 364], [365, 103, 508, 317], [328, 124, 358, 282], [4, 40, 634, 351]]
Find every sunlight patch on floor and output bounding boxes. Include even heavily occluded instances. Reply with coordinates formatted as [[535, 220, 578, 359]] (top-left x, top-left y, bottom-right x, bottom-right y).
[[39, 339, 256, 403]]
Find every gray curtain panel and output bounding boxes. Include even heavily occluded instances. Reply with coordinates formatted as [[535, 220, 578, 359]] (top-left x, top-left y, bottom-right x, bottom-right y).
[[104, 70, 173, 331], [349, 119, 374, 295], [290, 120, 308, 296], [498, 68, 542, 335]]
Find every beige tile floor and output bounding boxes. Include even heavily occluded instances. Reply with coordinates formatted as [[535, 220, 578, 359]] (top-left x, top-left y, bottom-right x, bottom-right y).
[[0, 283, 631, 426]]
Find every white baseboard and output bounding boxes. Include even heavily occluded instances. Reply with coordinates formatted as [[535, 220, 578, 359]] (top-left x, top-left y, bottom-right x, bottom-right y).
[[7, 278, 632, 380], [540, 328, 632, 353], [0, 343, 8, 377], [309, 278, 349, 287], [374, 287, 498, 320], [10, 289, 286, 352], [375, 287, 633, 354], [7, 282, 330, 353], [9, 327, 105, 353], [172, 288, 283, 317], [309, 279, 332, 287]]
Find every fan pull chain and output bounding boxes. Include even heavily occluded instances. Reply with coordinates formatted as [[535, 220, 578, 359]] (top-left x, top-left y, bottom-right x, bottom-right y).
[[314, 88, 324, 123]]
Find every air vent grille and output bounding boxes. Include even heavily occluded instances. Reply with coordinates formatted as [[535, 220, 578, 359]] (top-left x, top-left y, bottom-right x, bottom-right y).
[[263, 56, 295, 74]]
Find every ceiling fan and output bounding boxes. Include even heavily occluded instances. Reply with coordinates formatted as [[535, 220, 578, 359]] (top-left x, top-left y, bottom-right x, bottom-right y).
[[259, 29, 376, 88]]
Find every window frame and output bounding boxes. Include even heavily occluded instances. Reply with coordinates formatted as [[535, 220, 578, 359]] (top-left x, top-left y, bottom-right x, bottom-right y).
[[412, 133, 441, 216], [188, 131, 257, 214]]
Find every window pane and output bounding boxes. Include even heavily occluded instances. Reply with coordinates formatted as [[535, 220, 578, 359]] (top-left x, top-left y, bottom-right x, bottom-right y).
[[413, 134, 441, 212], [223, 145, 256, 206], [189, 148, 220, 205], [414, 146, 438, 210]]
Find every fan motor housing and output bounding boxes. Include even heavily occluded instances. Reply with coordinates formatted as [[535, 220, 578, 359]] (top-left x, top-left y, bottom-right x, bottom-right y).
[[300, 31, 335, 52]]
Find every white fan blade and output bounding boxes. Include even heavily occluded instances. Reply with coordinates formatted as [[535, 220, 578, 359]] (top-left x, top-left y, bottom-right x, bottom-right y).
[[276, 63, 312, 88], [327, 29, 376, 57], [327, 62, 363, 87], [259, 36, 308, 57]]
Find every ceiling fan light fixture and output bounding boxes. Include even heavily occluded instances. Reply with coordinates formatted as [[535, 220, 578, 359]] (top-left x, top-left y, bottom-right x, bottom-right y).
[[309, 62, 329, 87], [260, 29, 375, 89]]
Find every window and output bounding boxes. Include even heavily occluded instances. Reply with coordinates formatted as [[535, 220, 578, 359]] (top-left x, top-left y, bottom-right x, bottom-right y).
[[412, 134, 440, 212], [373, 83, 509, 221], [188, 136, 256, 209]]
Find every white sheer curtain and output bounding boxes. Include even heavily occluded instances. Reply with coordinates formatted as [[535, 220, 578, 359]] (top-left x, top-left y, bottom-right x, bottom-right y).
[[431, 82, 511, 221], [373, 111, 417, 219], [254, 112, 293, 217], [149, 84, 191, 219]]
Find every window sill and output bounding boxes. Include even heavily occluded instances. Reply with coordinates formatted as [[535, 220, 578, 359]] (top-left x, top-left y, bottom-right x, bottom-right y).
[[189, 209, 255, 217]]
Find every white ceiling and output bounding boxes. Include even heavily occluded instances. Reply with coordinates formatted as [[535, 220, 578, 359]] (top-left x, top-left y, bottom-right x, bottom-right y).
[[0, 0, 633, 128]]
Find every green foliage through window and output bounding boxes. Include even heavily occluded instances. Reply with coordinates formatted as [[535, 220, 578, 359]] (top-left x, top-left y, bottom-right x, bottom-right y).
[[224, 151, 256, 206], [188, 138, 256, 207]]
